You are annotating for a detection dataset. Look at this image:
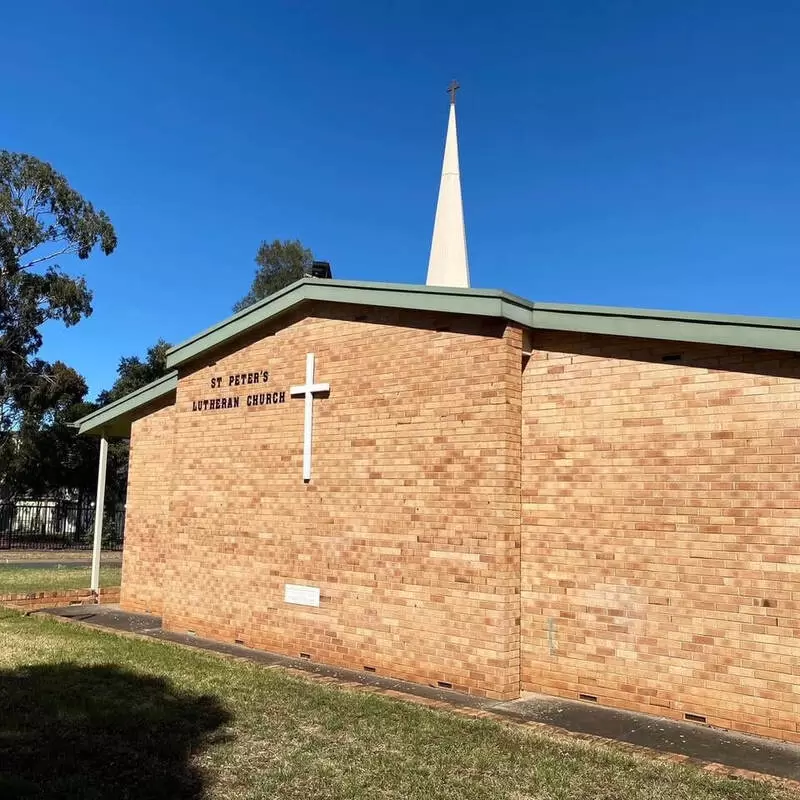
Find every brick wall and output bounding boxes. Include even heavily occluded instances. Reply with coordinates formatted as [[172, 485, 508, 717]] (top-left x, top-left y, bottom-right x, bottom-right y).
[[120, 404, 175, 615], [125, 305, 523, 699], [521, 332, 800, 742]]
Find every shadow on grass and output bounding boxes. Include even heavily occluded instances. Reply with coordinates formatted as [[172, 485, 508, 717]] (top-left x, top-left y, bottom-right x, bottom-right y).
[[0, 663, 231, 799]]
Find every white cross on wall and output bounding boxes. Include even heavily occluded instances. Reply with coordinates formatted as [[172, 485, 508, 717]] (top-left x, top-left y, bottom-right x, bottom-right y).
[[290, 353, 330, 482]]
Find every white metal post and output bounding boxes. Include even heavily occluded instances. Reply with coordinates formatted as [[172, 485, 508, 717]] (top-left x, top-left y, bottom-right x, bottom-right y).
[[90, 434, 108, 593]]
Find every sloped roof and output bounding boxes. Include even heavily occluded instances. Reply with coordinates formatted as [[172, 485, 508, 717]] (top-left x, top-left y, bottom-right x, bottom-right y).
[[75, 277, 800, 437]]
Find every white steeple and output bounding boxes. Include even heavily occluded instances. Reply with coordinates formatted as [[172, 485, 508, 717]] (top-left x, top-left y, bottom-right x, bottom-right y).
[[426, 81, 470, 288]]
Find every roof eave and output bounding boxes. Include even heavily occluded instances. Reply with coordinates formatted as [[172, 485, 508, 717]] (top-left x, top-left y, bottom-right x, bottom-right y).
[[75, 372, 178, 437], [165, 278, 535, 370], [78, 280, 800, 438], [531, 307, 800, 352], [165, 277, 800, 371]]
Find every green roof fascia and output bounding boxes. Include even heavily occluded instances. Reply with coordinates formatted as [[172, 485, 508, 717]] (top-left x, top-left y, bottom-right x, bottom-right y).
[[531, 302, 800, 352], [166, 277, 800, 370], [80, 280, 800, 438], [165, 278, 534, 369], [74, 371, 178, 437]]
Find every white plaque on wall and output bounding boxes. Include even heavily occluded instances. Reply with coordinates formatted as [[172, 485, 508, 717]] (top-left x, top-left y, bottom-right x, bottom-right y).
[[284, 584, 320, 607]]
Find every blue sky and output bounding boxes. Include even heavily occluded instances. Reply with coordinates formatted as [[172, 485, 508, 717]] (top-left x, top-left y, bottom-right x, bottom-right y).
[[4, 1, 800, 396]]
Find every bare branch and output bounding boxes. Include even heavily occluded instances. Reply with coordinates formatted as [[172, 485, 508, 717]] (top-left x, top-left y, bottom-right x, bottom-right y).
[[20, 245, 76, 270], [18, 232, 70, 259]]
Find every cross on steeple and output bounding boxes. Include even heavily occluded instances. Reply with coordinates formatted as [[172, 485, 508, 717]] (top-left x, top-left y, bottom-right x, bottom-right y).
[[447, 79, 460, 105]]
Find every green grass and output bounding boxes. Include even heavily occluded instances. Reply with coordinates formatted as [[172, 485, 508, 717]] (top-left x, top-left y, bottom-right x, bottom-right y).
[[0, 611, 793, 799], [0, 565, 121, 594]]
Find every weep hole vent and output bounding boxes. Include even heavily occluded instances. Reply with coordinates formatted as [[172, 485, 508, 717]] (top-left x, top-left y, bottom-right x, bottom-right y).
[[684, 712, 707, 724]]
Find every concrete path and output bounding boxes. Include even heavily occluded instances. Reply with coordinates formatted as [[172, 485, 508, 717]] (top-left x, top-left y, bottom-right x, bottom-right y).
[[37, 604, 800, 783]]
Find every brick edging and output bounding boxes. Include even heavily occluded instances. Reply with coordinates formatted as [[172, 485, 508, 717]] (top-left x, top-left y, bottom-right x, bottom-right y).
[[22, 608, 800, 795], [1, 587, 121, 611]]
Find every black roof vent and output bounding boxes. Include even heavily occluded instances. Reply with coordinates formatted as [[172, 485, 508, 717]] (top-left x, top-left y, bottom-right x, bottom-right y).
[[310, 261, 332, 279]]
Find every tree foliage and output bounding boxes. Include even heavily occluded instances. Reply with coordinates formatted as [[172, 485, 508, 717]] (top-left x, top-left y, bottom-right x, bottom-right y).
[[99, 340, 172, 505], [0, 363, 97, 499], [0, 151, 116, 495], [233, 239, 313, 312], [0, 338, 171, 502], [96, 339, 171, 405]]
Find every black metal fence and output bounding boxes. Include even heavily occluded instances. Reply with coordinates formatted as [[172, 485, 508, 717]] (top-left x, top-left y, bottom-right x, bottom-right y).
[[0, 499, 125, 551]]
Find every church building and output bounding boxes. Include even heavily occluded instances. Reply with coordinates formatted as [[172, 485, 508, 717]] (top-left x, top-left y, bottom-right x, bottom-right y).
[[76, 87, 800, 744]]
